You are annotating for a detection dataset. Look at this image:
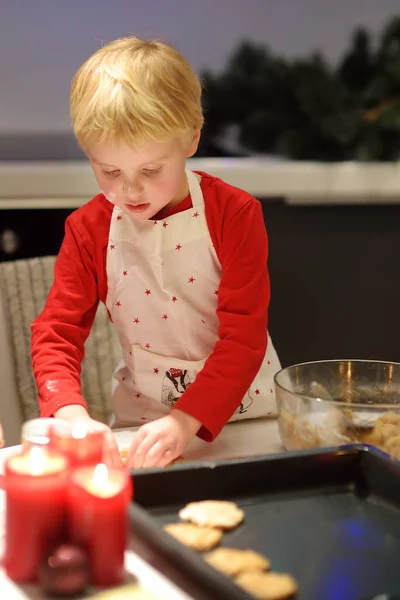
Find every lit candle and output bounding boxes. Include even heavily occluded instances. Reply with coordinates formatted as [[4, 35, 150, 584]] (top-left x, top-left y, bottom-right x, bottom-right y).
[[49, 421, 106, 468], [2, 446, 69, 582], [68, 463, 132, 586]]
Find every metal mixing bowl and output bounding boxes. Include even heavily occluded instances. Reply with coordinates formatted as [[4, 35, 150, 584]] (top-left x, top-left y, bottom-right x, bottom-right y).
[[274, 359, 400, 457]]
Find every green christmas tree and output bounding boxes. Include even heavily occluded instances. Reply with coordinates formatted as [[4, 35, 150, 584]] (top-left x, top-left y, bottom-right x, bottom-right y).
[[199, 17, 400, 161]]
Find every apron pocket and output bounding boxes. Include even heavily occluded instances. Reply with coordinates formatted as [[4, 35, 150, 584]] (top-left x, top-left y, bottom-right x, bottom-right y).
[[130, 344, 206, 409]]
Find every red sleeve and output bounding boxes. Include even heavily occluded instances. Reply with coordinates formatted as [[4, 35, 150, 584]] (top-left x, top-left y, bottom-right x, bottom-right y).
[[31, 196, 110, 417], [173, 179, 269, 441]]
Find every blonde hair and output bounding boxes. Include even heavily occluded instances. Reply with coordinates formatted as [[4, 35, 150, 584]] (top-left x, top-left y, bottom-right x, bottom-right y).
[[70, 36, 204, 147]]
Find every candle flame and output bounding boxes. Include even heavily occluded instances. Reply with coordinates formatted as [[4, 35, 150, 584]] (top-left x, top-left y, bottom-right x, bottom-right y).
[[71, 422, 88, 440], [28, 446, 47, 475], [93, 463, 109, 489]]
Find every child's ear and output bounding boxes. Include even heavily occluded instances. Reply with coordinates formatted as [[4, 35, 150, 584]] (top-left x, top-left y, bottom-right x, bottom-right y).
[[186, 126, 201, 158]]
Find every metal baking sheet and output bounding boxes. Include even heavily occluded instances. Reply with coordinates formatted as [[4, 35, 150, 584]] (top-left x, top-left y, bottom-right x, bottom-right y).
[[128, 445, 400, 600]]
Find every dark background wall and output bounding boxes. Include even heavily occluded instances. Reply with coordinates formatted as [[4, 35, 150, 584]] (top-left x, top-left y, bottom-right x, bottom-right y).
[[264, 201, 400, 366]]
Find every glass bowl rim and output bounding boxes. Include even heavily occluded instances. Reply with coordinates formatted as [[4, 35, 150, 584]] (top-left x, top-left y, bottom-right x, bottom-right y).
[[274, 358, 400, 410]]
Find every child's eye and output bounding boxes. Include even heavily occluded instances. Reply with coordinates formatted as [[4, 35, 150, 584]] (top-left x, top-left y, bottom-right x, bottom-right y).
[[143, 167, 162, 176], [102, 170, 120, 178]]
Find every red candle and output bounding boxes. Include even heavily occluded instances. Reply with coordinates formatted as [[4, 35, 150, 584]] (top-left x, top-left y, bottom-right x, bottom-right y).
[[49, 421, 106, 468], [2, 447, 68, 582], [68, 464, 132, 586]]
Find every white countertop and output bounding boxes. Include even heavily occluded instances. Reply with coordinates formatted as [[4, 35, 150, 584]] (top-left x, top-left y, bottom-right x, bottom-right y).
[[1, 159, 400, 207], [0, 418, 283, 599]]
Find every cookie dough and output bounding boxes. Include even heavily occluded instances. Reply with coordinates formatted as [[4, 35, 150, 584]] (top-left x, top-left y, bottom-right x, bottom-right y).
[[120, 447, 129, 467]]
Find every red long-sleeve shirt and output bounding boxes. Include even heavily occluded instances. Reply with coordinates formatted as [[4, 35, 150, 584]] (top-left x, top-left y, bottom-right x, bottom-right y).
[[31, 171, 270, 441]]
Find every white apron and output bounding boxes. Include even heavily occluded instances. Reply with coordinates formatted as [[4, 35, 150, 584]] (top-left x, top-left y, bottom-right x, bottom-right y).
[[106, 170, 281, 427]]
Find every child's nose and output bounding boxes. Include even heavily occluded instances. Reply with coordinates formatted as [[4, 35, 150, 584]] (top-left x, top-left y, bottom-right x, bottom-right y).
[[123, 180, 144, 198]]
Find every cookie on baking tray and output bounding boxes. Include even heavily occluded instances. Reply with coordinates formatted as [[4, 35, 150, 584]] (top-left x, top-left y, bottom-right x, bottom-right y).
[[179, 500, 244, 530], [205, 547, 270, 577], [163, 523, 222, 551], [235, 571, 298, 600]]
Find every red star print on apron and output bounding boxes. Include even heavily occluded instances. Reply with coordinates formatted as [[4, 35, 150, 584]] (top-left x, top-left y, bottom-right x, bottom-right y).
[[106, 170, 281, 427]]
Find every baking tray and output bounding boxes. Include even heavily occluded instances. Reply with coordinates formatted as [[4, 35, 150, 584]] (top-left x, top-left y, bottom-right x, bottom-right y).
[[128, 445, 400, 600]]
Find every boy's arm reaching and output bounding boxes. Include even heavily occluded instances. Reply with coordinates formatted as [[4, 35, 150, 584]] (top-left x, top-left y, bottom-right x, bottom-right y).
[[31, 216, 101, 418]]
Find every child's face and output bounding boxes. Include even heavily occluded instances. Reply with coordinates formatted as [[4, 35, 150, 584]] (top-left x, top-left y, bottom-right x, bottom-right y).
[[86, 131, 200, 220]]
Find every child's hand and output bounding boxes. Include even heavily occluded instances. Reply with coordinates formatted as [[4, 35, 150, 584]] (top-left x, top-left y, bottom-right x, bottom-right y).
[[54, 405, 122, 468], [0, 423, 4, 448], [54, 405, 107, 435], [54, 404, 92, 423], [127, 410, 201, 469]]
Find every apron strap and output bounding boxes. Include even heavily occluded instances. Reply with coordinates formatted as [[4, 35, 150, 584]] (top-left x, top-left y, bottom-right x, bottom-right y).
[[186, 169, 204, 208]]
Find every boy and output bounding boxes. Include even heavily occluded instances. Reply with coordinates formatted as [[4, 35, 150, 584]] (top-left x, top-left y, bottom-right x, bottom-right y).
[[31, 37, 280, 468]]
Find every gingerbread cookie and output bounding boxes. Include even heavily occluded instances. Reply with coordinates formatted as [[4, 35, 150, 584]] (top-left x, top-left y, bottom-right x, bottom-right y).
[[163, 523, 222, 551], [235, 571, 298, 599], [179, 500, 244, 530], [205, 548, 270, 577]]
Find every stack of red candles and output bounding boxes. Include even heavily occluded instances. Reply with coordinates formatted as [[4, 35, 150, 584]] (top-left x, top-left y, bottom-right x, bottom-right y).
[[1, 419, 132, 594]]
